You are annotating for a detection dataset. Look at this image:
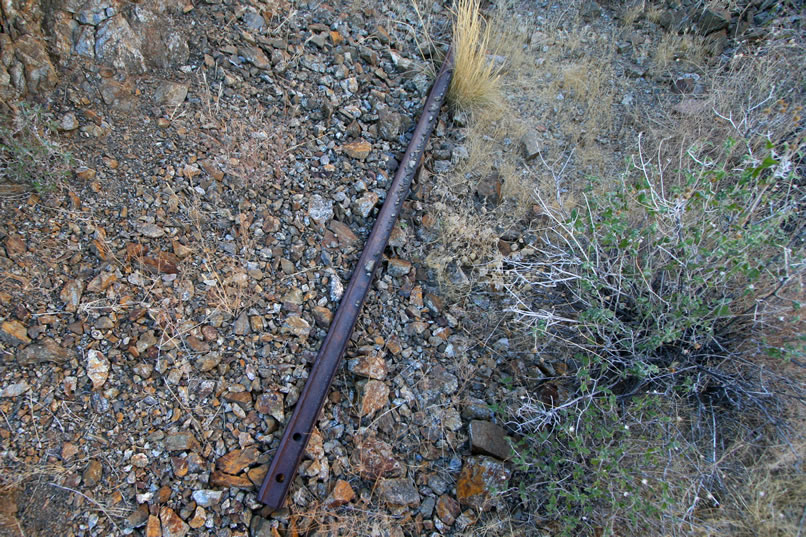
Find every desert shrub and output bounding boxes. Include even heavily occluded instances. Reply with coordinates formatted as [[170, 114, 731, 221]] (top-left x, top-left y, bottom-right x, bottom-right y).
[[0, 103, 73, 191], [502, 136, 805, 534]]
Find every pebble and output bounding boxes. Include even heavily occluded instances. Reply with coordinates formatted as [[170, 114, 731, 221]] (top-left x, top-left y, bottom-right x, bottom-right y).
[[86, 349, 110, 389], [342, 140, 372, 160], [60, 112, 79, 131], [378, 478, 420, 507], [360, 380, 389, 417], [469, 420, 512, 460]]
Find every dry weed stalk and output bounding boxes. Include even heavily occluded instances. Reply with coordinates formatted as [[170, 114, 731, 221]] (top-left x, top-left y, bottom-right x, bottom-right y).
[[449, 0, 502, 111]]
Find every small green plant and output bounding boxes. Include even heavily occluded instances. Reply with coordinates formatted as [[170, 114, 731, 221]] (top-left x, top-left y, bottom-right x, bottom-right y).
[[504, 136, 805, 533], [0, 103, 73, 192]]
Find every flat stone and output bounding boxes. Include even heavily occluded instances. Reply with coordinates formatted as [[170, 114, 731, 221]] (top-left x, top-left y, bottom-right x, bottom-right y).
[[145, 514, 160, 537], [469, 420, 512, 460], [347, 351, 388, 380], [360, 380, 389, 417], [343, 140, 371, 160], [17, 338, 72, 365], [83, 459, 103, 487], [308, 194, 334, 225], [521, 130, 540, 160], [60, 279, 84, 312], [191, 489, 222, 507], [255, 390, 284, 421], [328, 220, 358, 246], [456, 456, 511, 511], [351, 436, 403, 479], [0, 382, 30, 398], [86, 349, 109, 389], [233, 311, 250, 335], [216, 445, 260, 474], [209, 470, 253, 488], [378, 478, 420, 507], [386, 258, 412, 277], [160, 506, 188, 537], [240, 45, 271, 70], [196, 352, 221, 372], [1, 320, 30, 346], [86, 272, 118, 292], [461, 397, 494, 420], [419, 365, 458, 404], [282, 315, 311, 338], [137, 222, 165, 238], [436, 494, 461, 525], [154, 81, 188, 107], [163, 431, 199, 452], [324, 479, 355, 508], [312, 306, 333, 327], [188, 506, 206, 529], [353, 191, 379, 218]]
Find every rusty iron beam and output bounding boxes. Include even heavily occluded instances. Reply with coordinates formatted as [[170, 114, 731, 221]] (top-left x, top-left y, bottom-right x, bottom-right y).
[[258, 49, 454, 510]]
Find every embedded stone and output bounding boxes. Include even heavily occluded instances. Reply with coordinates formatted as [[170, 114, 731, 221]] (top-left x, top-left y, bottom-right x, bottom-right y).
[[378, 478, 420, 507], [456, 456, 511, 510]]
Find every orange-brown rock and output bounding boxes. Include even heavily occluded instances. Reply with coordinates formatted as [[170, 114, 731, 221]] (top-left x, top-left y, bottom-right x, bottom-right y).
[[323, 479, 355, 508], [456, 456, 511, 511], [209, 470, 253, 488], [160, 506, 188, 537], [342, 140, 371, 160], [360, 380, 389, 417], [351, 436, 403, 480], [145, 515, 161, 537], [216, 445, 260, 474]]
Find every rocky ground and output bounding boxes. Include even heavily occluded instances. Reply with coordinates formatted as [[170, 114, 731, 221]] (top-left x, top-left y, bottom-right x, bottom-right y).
[[0, 0, 798, 536]]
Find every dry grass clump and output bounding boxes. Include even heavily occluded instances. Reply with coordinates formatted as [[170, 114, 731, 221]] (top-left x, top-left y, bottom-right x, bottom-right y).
[[448, 0, 502, 112]]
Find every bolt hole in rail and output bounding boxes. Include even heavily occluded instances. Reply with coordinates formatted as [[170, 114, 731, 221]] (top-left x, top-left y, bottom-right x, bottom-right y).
[[257, 49, 455, 510]]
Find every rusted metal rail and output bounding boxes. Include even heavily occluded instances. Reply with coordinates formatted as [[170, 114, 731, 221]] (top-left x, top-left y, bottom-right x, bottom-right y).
[[258, 49, 455, 510]]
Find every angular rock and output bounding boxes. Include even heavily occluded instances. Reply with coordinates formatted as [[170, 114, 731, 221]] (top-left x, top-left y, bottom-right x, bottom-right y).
[[163, 431, 199, 452], [521, 130, 540, 160], [60, 279, 84, 312], [308, 195, 334, 225], [14, 35, 58, 94], [83, 459, 103, 487], [154, 81, 188, 107], [456, 456, 511, 510], [312, 306, 333, 327], [191, 489, 222, 507], [347, 351, 388, 380], [209, 470, 253, 488], [137, 222, 164, 238], [255, 390, 284, 422], [17, 338, 72, 365], [469, 420, 512, 460], [419, 365, 458, 404], [324, 479, 355, 508], [1, 320, 31, 346], [328, 220, 358, 246], [240, 46, 271, 70], [378, 478, 420, 507], [436, 494, 461, 525], [145, 514, 160, 537], [351, 437, 403, 479], [360, 380, 389, 417], [95, 15, 147, 73], [282, 315, 310, 338], [160, 506, 188, 537], [216, 445, 260, 474], [343, 140, 371, 160], [0, 382, 30, 398], [86, 349, 109, 389], [233, 311, 250, 335], [188, 506, 206, 529], [386, 258, 412, 277], [353, 191, 379, 218]]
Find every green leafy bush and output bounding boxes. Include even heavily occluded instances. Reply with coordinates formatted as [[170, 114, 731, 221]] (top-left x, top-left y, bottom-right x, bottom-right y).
[[503, 138, 805, 534]]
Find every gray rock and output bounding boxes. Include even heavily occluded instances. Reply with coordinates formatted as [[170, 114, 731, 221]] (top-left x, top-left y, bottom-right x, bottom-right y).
[[250, 516, 275, 537], [469, 420, 512, 460], [461, 397, 494, 420], [241, 9, 265, 32], [521, 130, 540, 160], [14, 35, 58, 93], [308, 194, 334, 225], [77, 1, 116, 26], [192, 489, 223, 507], [378, 478, 420, 507], [154, 81, 188, 107], [0, 382, 30, 398], [353, 191, 379, 219], [95, 15, 146, 73], [60, 112, 79, 131], [696, 8, 730, 35], [163, 431, 199, 451], [419, 496, 436, 518], [233, 311, 250, 335]]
